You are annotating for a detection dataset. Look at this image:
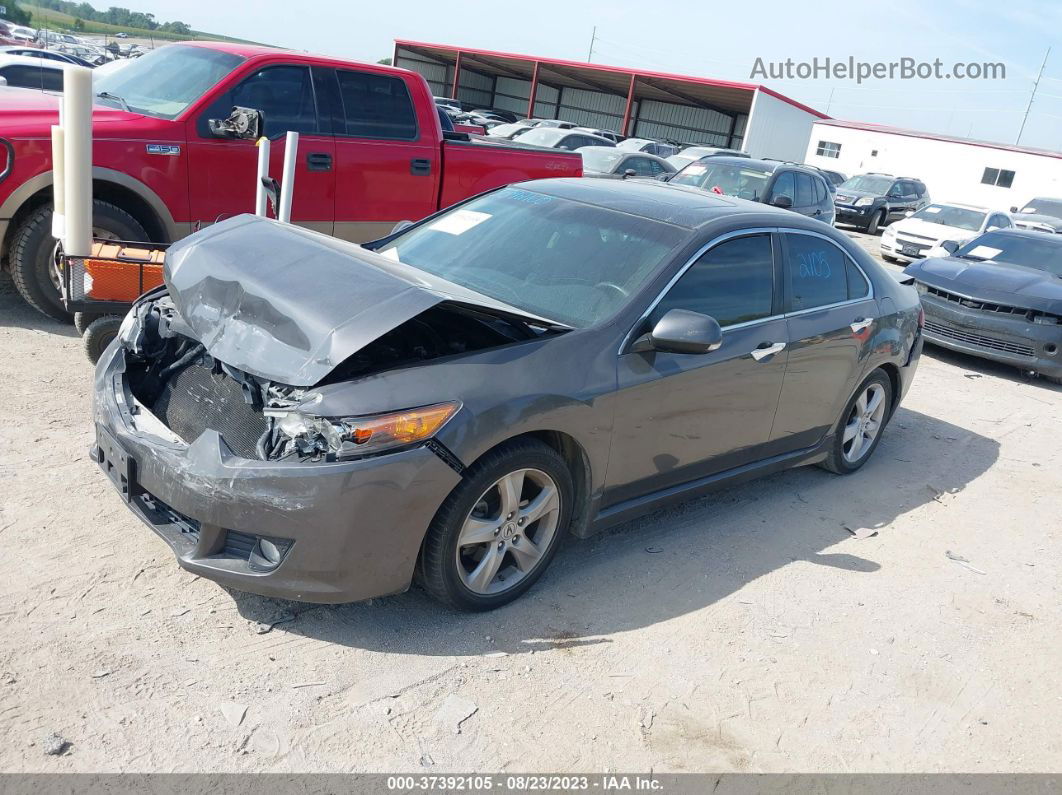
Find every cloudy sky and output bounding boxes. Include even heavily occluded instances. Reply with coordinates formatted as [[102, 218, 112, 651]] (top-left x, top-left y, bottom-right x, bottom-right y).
[[118, 0, 1061, 150]]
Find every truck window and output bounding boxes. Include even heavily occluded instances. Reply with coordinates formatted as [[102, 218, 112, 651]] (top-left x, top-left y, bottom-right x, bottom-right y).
[[231, 65, 319, 137], [336, 70, 418, 140]]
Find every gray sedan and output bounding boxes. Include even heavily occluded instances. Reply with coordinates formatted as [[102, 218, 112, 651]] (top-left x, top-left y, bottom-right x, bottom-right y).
[[578, 146, 676, 179], [93, 180, 923, 610]]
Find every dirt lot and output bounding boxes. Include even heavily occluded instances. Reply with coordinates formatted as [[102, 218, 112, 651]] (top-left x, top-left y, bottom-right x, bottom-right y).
[[1, 228, 1060, 772]]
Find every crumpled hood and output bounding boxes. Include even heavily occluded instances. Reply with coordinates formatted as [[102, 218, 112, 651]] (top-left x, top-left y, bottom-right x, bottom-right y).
[[164, 215, 553, 386], [906, 256, 1062, 315]]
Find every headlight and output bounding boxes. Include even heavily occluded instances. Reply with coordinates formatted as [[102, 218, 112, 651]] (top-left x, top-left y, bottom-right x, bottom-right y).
[[271, 401, 461, 460], [855, 197, 874, 207], [914, 282, 928, 295], [882, 227, 897, 238]]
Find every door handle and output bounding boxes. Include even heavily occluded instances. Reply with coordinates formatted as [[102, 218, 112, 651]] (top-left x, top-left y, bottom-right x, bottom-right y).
[[410, 158, 432, 176], [751, 341, 786, 361], [306, 152, 332, 171], [850, 317, 874, 332]]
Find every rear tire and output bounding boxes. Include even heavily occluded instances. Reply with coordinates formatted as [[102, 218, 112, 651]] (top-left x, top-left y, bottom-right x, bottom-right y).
[[867, 210, 885, 235], [73, 311, 103, 335], [10, 200, 148, 323], [82, 314, 123, 364], [820, 369, 894, 475], [417, 438, 573, 611]]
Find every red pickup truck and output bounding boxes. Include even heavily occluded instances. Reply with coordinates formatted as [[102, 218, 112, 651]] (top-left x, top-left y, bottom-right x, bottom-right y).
[[0, 42, 581, 320]]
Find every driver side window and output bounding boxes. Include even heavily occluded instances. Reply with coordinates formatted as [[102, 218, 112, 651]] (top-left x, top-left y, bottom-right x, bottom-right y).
[[651, 235, 775, 328], [230, 65, 319, 138], [769, 172, 795, 203]]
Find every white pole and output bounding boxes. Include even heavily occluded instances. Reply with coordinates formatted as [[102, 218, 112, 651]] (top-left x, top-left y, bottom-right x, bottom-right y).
[[50, 125, 66, 240], [277, 131, 298, 224], [62, 66, 94, 256], [254, 136, 271, 216]]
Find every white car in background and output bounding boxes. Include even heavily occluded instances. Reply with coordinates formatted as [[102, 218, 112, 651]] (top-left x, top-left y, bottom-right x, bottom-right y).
[[880, 202, 1013, 263]]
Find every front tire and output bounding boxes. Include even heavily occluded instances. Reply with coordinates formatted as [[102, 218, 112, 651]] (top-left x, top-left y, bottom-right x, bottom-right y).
[[820, 369, 893, 474], [867, 209, 885, 235], [10, 200, 148, 323], [417, 439, 573, 611]]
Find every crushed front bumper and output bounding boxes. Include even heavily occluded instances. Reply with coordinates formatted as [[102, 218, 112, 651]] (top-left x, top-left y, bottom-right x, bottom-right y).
[[92, 345, 462, 603], [920, 295, 1062, 378]]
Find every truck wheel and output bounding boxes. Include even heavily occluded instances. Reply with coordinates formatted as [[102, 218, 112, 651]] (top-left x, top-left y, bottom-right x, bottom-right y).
[[82, 314, 123, 364], [10, 200, 148, 323], [867, 210, 886, 235], [73, 311, 104, 335]]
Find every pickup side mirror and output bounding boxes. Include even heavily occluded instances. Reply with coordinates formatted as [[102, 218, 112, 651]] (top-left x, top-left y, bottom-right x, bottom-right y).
[[630, 309, 723, 355], [1010, 205, 1018, 213], [208, 106, 265, 140], [770, 195, 793, 209], [940, 240, 960, 254]]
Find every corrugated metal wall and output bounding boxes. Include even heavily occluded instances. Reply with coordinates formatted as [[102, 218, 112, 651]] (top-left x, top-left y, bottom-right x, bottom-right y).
[[394, 47, 751, 145]]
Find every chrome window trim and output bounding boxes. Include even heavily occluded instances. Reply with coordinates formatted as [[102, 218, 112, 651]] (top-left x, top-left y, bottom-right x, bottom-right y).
[[619, 225, 877, 355], [619, 227, 782, 354]]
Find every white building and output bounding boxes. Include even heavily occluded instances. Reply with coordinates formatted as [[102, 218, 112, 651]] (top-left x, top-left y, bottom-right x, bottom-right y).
[[804, 119, 1062, 211]]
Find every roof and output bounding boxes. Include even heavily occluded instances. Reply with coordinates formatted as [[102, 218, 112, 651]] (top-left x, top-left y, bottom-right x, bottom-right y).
[[395, 40, 827, 118], [519, 177, 793, 229], [816, 118, 1062, 161]]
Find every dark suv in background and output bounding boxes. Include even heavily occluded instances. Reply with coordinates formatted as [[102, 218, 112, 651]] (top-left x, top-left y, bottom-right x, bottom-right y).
[[834, 174, 930, 234], [668, 156, 835, 224], [1010, 197, 1062, 234]]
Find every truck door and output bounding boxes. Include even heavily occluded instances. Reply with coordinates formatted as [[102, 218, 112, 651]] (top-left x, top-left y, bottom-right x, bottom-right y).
[[326, 67, 440, 243], [185, 63, 336, 233]]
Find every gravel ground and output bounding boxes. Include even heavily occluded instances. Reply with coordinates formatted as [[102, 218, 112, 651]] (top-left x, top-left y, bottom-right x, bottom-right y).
[[1, 226, 1060, 772]]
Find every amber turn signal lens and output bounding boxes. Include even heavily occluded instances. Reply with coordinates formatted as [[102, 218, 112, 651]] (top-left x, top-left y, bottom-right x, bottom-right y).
[[348, 403, 460, 448]]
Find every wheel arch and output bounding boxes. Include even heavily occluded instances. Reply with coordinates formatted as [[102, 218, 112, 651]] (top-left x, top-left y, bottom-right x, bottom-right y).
[[1, 168, 180, 261]]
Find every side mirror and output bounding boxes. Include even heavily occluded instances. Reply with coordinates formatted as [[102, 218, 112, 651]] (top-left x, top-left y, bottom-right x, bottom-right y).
[[770, 195, 793, 209], [631, 309, 723, 355], [623, 169, 637, 178], [904, 210, 913, 217], [1010, 206, 1018, 213], [655, 172, 672, 182], [208, 106, 265, 140], [940, 240, 960, 254]]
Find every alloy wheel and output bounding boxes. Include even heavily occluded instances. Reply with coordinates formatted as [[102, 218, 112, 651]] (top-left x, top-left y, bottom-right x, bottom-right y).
[[455, 468, 561, 595], [842, 383, 887, 463]]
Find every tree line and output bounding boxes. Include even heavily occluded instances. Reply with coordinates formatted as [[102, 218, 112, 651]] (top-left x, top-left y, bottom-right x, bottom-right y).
[[29, 0, 192, 34]]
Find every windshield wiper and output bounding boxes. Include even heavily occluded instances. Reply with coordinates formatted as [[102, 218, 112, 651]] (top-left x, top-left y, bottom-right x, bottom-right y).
[[96, 91, 130, 112]]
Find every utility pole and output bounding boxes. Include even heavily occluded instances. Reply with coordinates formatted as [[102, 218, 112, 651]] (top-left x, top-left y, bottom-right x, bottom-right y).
[[825, 87, 835, 115], [587, 26, 596, 62], [1017, 46, 1050, 145]]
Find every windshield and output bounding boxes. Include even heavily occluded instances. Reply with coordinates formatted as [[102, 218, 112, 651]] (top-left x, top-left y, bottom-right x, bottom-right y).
[[580, 149, 624, 172], [375, 188, 684, 327], [93, 45, 245, 120], [911, 204, 986, 231], [671, 161, 771, 201], [1020, 199, 1062, 219], [512, 128, 565, 146], [955, 232, 1062, 276], [840, 175, 893, 194]]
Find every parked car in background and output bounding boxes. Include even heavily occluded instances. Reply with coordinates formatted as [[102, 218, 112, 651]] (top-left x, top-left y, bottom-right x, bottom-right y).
[[574, 126, 620, 143], [434, 96, 462, 112], [578, 146, 675, 179], [93, 180, 921, 609], [1010, 197, 1062, 234], [881, 202, 1012, 263], [905, 229, 1062, 383], [35, 30, 85, 48], [668, 156, 834, 224], [0, 54, 65, 90], [486, 121, 535, 140], [834, 174, 929, 234], [116, 32, 129, 39], [816, 168, 847, 188], [1, 45, 94, 67], [617, 138, 681, 158], [667, 146, 748, 171], [512, 126, 615, 150], [10, 26, 38, 44], [0, 21, 20, 46], [0, 42, 583, 322]]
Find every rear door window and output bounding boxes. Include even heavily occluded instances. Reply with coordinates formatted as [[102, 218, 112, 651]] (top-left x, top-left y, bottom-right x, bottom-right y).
[[624, 156, 657, 176], [795, 173, 815, 207], [784, 233, 852, 311], [336, 69, 418, 140]]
